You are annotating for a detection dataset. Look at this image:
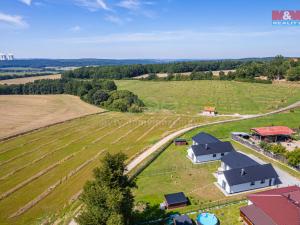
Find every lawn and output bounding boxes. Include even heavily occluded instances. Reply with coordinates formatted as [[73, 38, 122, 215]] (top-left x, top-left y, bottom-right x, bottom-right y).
[[0, 111, 224, 225], [116, 80, 300, 115], [134, 108, 300, 224]]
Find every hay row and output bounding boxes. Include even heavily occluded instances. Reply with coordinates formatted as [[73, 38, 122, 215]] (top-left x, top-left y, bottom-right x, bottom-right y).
[[111, 118, 150, 144], [169, 117, 181, 129], [0, 119, 89, 154], [9, 149, 106, 218], [92, 118, 140, 144], [0, 152, 77, 201], [0, 121, 105, 168], [135, 117, 169, 142], [0, 132, 91, 181]]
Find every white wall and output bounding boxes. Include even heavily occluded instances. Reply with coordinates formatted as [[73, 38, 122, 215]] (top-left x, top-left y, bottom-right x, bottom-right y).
[[187, 148, 229, 163], [218, 174, 276, 194]]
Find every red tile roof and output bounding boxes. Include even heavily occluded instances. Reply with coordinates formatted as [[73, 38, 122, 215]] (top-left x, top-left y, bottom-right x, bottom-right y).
[[240, 205, 276, 225], [251, 126, 294, 136], [245, 186, 300, 225]]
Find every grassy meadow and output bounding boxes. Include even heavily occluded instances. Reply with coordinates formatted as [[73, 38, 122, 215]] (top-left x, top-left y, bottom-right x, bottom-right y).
[[1, 80, 300, 224], [0, 111, 226, 225], [134, 109, 300, 223], [116, 80, 300, 114]]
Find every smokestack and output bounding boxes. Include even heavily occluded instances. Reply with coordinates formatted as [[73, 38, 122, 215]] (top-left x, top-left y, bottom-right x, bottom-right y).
[[241, 168, 246, 176]]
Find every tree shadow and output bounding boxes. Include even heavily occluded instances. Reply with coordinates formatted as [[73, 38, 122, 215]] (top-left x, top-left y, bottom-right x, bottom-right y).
[[132, 202, 181, 225]]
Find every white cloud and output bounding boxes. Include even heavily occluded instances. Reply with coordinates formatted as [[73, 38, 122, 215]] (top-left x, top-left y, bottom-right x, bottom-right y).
[[105, 15, 123, 25], [70, 25, 81, 32], [75, 0, 110, 11], [19, 0, 32, 6], [0, 12, 28, 28], [118, 0, 140, 10]]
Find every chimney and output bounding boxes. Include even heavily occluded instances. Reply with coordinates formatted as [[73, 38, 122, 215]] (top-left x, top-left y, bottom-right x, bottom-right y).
[[241, 168, 246, 176]]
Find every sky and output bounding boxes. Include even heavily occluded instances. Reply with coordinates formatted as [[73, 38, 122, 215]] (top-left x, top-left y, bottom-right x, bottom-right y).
[[0, 0, 300, 59]]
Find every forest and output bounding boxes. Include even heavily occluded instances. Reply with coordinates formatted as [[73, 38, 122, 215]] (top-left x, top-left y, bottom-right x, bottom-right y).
[[0, 79, 144, 112], [62, 56, 300, 82], [62, 60, 244, 79], [141, 56, 300, 82]]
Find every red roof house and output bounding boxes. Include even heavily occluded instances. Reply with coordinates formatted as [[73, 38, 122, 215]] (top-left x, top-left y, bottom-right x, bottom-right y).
[[240, 186, 300, 225], [251, 126, 295, 137]]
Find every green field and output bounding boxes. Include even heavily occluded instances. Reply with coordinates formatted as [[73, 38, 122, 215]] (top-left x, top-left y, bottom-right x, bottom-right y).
[[0, 112, 225, 225], [134, 109, 300, 223], [116, 80, 300, 114]]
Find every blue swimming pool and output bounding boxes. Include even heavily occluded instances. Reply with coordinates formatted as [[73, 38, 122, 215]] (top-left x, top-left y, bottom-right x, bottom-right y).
[[196, 213, 218, 225]]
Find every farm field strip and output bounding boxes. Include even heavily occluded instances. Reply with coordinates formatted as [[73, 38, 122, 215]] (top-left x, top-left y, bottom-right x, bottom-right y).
[[111, 116, 153, 144], [136, 116, 169, 142], [0, 113, 110, 154], [0, 118, 126, 190], [9, 149, 106, 218], [0, 121, 113, 181], [0, 115, 140, 196], [0, 114, 115, 167], [0, 112, 226, 225]]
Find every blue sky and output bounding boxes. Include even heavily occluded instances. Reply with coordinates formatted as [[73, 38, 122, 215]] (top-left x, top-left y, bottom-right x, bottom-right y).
[[0, 0, 300, 59]]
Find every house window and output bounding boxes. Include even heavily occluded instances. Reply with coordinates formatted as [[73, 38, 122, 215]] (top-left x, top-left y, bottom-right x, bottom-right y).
[[261, 179, 265, 184], [250, 181, 255, 186], [221, 153, 225, 156], [213, 154, 217, 157]]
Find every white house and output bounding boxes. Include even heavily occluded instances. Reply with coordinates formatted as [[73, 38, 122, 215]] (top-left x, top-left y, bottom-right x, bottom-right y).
[[217, 152, 278, 194], [187, 141, 235, 163]]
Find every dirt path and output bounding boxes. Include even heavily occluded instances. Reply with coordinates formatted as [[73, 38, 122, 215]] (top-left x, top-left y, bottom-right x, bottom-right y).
[[126, 101, 300, 172], [67, 100, 300, 225]]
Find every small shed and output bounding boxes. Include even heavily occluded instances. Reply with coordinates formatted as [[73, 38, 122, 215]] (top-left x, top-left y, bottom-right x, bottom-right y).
[[174, 215, 193, 225], [202, 107, 217, 116], [164, 192, 188, 209], [174, 138, 188, 146]]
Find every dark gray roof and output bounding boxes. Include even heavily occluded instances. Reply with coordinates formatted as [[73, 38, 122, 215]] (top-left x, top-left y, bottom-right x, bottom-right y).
[[190, 141, 235, 156], [221, 152, 259, 169], [174, 215, 193, 225], [192, 132, 221, 145], [164, 192, 188, 205], [223, 164, 278, 186]]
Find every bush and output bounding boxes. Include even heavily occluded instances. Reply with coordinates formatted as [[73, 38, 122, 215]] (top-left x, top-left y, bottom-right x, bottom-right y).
[[287, 149, 300, 167]]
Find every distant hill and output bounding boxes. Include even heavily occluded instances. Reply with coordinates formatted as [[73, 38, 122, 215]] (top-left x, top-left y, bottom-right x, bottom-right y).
[[0, 59, 169, 68], [0, 57, 282, 68]]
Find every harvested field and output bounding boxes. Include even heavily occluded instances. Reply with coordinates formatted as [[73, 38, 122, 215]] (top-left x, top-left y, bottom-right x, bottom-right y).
[[0, 112, 226, 225], [0, 74, 61, 85], [0, 95, 103, 139]]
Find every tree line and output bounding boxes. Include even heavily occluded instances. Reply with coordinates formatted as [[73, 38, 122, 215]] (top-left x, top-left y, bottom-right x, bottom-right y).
[[0, 79, 144, 113], [62, 60, 244, 79], [139, 56, 300, 83]]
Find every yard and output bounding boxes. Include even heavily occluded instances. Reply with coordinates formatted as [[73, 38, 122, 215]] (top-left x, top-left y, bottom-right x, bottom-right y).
[[134, 108, 300, 224]]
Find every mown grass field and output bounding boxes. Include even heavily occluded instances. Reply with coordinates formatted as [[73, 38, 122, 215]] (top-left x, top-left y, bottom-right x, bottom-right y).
[[0, 111, 225, 225], [134, 109, 300, 223], [116, 80, 300, 114]]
